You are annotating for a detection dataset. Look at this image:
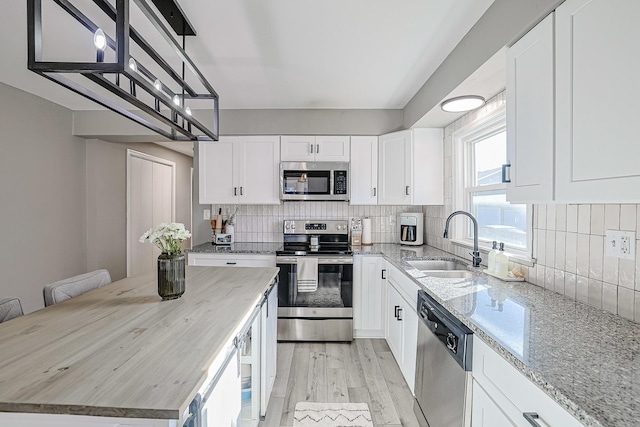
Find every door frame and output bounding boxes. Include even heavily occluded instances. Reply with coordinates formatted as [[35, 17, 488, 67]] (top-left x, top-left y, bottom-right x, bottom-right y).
[[126, 149, 176, 277]]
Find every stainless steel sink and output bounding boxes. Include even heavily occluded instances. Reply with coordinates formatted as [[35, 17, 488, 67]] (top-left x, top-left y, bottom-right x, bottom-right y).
[[407, 260, 467, 271], [420, 270, 475, 279]]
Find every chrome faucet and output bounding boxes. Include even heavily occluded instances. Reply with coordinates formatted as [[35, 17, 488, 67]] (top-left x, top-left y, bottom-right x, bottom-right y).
[[443, 211, 482, 268]]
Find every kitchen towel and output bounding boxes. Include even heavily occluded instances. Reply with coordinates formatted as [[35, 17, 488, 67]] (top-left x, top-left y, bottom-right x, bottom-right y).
[[362, 218, 372, 245], [297, 257, 318, 293]]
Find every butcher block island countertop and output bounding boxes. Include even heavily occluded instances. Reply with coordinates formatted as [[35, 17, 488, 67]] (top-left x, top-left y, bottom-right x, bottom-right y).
[[0, 266, 279, 422]]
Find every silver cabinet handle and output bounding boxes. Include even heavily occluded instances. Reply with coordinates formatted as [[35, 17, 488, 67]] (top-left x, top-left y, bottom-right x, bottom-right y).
[[502, 163, 512, 183], [381, 269, 386, 279], [397, 307, 403, 321], [234, 187, 237, 196], [523, 412, 542, 427], [405, 186, 410, 196], [310, 143, 314, 154], [373, 187, 377, 197], [240, 186, 244, 196], [316, 143, 320, 153]]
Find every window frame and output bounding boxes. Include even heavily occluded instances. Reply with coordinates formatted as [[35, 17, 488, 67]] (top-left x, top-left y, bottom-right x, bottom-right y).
[[451, 106, 533, 263]]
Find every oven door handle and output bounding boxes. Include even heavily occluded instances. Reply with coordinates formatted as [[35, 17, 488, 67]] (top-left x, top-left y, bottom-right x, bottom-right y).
[[276, 257, 353, 265]]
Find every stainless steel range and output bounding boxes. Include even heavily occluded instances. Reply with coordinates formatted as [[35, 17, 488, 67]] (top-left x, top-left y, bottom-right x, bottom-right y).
[[276, 219, 353, 342]]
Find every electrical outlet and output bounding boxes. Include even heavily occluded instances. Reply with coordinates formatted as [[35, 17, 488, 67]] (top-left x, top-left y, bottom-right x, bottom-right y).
[[605, 230, 635, 260], [203, 209, 210, 221]]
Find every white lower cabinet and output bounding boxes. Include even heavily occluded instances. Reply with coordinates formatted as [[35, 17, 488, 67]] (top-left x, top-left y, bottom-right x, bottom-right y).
[[472, 337, 584, 427], [187, 253, 276, 268], [353, 255, 385, 338], [384, 267, 419, 394]]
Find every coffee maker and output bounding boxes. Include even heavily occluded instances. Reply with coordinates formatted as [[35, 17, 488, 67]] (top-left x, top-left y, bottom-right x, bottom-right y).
[[399, 213, 424, 246]]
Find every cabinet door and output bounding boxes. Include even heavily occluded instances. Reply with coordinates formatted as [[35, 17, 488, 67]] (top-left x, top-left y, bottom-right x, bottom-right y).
[[378, 131, 411, 205], [471, 380, 518, 427], [412, 129, 444, 205], [280, 136, 315, 161], [354, 256, 385, 337], [400, 298, 418, 394], [506, 13, 554, 203], [385, 281, 404, 364], [187, 254, 276, 267], [556, 0, 640, 202], [202, 349, 242, 427], [238, 136, 280, 204], [198, 138, 238, 204], [350, 136, 378, 205], [260, 283, 278, 417], [315, 136, 350, 161]]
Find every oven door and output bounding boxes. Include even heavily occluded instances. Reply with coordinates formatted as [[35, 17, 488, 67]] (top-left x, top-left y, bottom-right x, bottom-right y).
[[276, 256, 353, 341]]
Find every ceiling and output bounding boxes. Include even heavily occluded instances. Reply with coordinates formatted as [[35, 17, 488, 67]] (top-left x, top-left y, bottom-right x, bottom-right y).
[[0, 0, 496, 114]]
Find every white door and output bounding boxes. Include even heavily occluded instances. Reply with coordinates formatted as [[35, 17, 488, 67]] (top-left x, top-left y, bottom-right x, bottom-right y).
[[378, 131, 411, 205], [127, 151, 175, 277], [350, 136, 378, 205], [385, 282, 404, 363], [506, 12, 554, 203], [354, 256, 385, 337], [471, 381, 517, 427], [555, 0, 640, 202]]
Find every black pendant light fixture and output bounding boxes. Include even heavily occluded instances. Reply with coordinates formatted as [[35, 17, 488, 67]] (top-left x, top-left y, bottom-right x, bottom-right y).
[[27, 0, 219, 141]]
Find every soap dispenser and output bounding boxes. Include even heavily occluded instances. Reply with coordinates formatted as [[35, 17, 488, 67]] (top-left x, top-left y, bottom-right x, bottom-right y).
[[487, 241, 498, 273], [495, 242, 509, 278]]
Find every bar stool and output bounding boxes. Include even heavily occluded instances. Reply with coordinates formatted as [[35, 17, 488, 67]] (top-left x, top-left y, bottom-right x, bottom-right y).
[[43, 269, 112, 307]]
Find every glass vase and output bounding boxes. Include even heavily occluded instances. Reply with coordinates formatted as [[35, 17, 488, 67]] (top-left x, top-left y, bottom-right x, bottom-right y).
[[157, 253, 185, 300]]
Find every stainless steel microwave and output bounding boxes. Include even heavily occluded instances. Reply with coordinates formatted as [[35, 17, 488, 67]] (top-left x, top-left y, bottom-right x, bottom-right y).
[[280, 162, 349, 201]]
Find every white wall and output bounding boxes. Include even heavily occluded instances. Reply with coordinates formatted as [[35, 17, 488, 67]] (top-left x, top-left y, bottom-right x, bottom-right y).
[[0, 82, 87, 314]]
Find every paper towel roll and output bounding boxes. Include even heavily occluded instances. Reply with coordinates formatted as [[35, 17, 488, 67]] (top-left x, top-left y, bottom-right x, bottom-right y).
[[362, 218, 372, 246]]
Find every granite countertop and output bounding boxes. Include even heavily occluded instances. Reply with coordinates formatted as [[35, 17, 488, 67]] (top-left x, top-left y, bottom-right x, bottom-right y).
[[372, 244, 638, 427], [188, 241, 282, 254], [0, 266, 279, 421]]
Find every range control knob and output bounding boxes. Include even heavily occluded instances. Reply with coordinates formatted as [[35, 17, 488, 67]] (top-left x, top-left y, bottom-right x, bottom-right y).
[[285, 222, 290, 230]]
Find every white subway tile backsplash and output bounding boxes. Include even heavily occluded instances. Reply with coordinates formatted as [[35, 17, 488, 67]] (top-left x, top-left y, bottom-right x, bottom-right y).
[[565, 232, 578, 274], [537, 204, 547, 230], [545, 230, 556, 264], [567, 205, 578, 233], [604, 204, 620, 230], [618, 287, 635, 320], [578, 205, 591, 234], [554, 269, 565, 294], [620, 204, 636, 231], [565, 273, 577, 299], [577, 275, 589, 303], [588, 279, 603, 308], [555, 231, 566, 271], [589, 235, 604, 280], [556, 205, 567, 232], [619, 258, 636, 290], [545, 266, 555, 290], [602, 282, 618, 314], [546, 204, 556, 231], [603, 255, 619, 286], [576, 233, 590, 277], [590, 204, 605, 235]]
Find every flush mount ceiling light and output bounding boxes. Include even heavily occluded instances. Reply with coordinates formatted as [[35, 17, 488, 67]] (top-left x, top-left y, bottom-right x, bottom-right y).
[[440, 95, 486, 113], [27, 0, 219, 141]]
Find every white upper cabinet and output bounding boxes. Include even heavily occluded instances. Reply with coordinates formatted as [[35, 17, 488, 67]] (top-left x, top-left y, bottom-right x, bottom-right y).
[[350, 136, 378, 205], [506, 12, 555, 203], [199, 136, 280, 205], [280, 136, 350, 161], [378, 129, 443, 205], [555, 0, 640, 202]]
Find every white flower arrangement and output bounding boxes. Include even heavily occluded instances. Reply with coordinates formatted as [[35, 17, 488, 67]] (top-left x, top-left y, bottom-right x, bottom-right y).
[[139, 222, 192, 255]]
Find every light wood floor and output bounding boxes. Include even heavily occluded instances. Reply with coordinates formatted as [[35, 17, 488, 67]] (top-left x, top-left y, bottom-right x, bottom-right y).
[[259, 339, 421, 427]]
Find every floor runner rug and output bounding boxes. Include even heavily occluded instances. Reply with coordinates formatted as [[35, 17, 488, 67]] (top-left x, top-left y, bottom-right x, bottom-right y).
[[293, 402, 373, 426]]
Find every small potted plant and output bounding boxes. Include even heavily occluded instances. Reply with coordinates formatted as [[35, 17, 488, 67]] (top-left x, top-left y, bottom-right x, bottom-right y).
[[139, 223, 191, 300]]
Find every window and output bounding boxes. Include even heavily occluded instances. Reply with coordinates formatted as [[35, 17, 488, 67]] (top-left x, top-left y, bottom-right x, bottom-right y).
[[453, 109, 531, 258]]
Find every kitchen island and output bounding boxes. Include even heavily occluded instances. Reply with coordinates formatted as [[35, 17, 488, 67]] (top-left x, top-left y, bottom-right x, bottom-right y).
[[0, 265, 279, 426]]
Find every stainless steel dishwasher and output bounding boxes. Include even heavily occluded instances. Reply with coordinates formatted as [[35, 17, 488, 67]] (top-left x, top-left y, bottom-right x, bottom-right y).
[[414, 290, 473, 427]]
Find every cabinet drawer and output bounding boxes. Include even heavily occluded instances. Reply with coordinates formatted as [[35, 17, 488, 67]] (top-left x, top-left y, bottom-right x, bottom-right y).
[[473, 337, 583, 427], [187, 254, 275, 268]]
